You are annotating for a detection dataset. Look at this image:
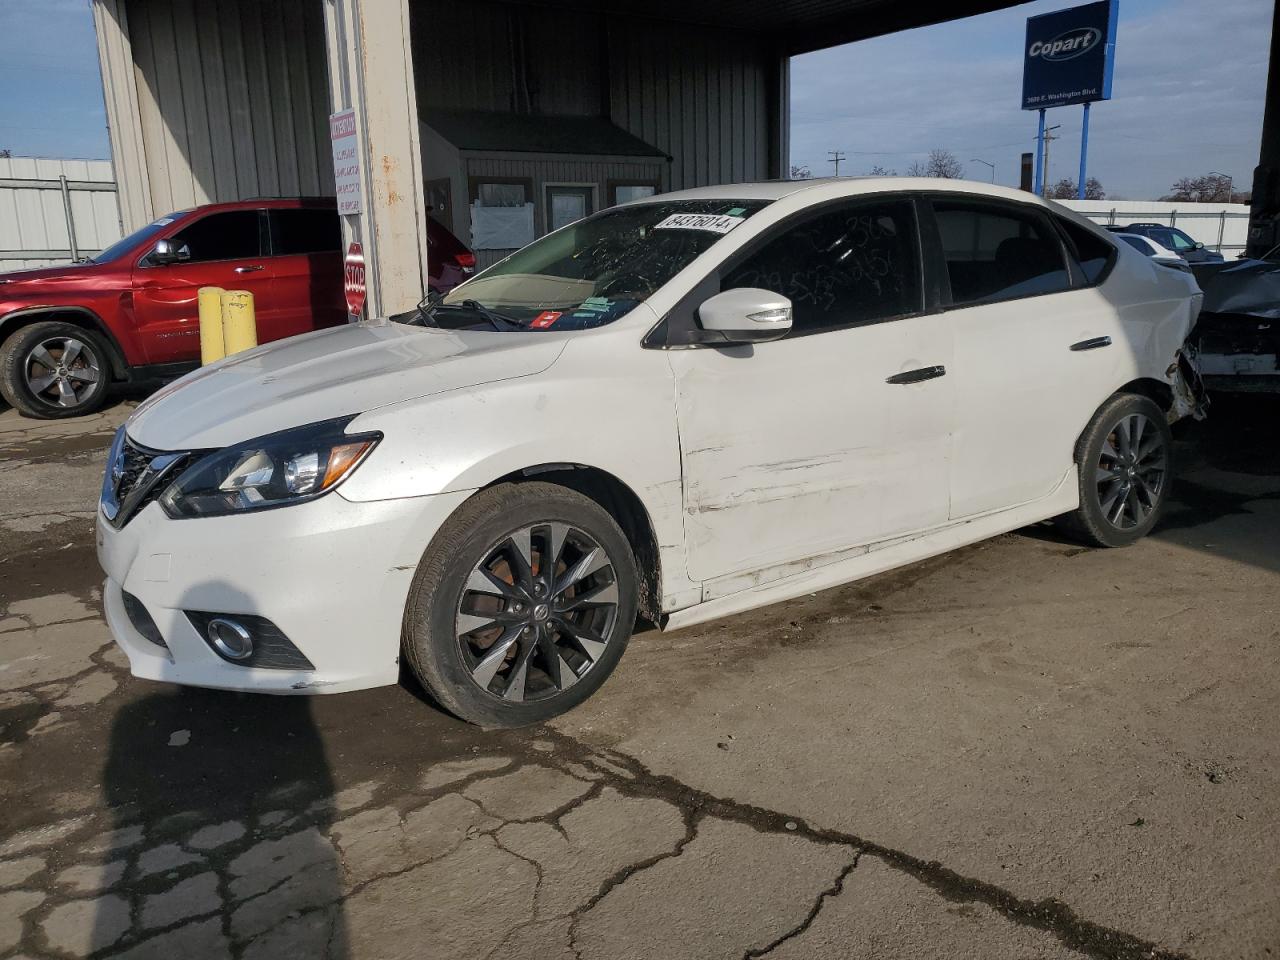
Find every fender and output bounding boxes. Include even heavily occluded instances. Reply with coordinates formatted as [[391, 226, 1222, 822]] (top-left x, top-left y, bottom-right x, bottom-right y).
[[0, 304, 131, 380]]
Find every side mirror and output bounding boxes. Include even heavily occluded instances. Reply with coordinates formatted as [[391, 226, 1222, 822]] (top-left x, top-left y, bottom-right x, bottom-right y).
[[150, 238, 190, 265], [1194, 241, 1205, 250], [696, 287, 792, 344]]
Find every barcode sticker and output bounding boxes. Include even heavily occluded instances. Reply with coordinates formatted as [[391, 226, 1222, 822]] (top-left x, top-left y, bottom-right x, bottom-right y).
[[653, 214, 744, 234]]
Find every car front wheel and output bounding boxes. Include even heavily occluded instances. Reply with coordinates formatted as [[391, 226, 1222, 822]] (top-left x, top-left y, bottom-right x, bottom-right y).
[[0, 321, 112, 419], [403, 481, 638, 727], [1058, 393, 1173, 548]]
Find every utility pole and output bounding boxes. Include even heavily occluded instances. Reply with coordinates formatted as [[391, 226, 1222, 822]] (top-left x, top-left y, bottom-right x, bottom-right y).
[[1041, 124, 1061, 196], [828, 150, 846, 177]]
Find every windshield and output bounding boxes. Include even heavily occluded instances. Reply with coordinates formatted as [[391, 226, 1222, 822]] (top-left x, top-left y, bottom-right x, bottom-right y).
[[92, 213, 186, 263], [436, 199, 769, 330]]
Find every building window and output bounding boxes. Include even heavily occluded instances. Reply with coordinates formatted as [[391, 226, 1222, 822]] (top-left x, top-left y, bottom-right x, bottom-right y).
[[545, 185, 595, 232], [469, 177, 535, 250], [609, 180, 660, 206]]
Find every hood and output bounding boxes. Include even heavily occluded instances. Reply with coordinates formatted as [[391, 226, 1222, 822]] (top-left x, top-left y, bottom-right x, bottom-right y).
[[1194, 258, 1280, 319], [0, 262, 106, 288], [127, 320, 568, 450]]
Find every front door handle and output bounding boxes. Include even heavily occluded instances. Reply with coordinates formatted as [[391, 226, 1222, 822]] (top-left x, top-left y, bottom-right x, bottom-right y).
[[886, 365, 946, 385], [234, 264, 265, 274], [1070, 336, 1112, 351]]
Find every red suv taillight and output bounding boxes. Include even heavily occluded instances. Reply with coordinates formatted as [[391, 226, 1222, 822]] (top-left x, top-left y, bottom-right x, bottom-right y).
[[455, 252, 476, 272]]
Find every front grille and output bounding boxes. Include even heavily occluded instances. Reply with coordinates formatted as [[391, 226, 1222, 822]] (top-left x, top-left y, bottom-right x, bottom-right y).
[[101, 430, 200, 529], [122, 591, 167, 649]]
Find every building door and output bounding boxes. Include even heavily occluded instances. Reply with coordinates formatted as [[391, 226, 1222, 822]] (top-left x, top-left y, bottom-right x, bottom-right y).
[[546, 186, 594, 232]]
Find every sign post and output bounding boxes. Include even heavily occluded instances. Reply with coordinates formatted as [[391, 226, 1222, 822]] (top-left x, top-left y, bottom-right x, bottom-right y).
[[1022, 0, 1118, 197]]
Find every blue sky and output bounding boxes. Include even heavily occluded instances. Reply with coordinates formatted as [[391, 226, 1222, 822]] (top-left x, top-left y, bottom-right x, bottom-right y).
[[0, 0, 1273, 200], [791, 0, 1274, 198], [0, 0, 107, 160]]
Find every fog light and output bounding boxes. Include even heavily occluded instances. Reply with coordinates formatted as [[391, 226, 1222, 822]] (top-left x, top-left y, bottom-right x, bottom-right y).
[[207, 618, 254, 661]]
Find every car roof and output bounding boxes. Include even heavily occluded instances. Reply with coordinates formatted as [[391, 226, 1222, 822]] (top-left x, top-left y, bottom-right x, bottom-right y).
[[178, 197, 336, 215], [640, 177, 1070, 209]]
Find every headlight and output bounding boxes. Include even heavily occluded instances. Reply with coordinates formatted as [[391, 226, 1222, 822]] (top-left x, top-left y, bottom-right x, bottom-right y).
[[160, 416, 380, 519]]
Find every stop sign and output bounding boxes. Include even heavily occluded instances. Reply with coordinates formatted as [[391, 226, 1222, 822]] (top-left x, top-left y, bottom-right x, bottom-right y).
[[344, 242, 366, 318]]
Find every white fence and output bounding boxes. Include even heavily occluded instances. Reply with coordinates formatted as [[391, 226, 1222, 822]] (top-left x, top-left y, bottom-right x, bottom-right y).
[[1058, 199, 1250, 255], [0, 157, 123, 273]]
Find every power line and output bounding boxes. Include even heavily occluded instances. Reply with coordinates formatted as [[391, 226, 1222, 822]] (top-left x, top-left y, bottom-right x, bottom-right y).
[[828, 150, 847, 176]]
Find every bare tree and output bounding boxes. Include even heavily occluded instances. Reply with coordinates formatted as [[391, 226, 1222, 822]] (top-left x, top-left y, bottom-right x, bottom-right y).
[[1047, 177, 1105, 200], [0, 149, 10, 159], [789, 164, 812, 180], [907, 149, 963, 179], [1162, 174, 1235, 203], [865, 165, 897, 176]]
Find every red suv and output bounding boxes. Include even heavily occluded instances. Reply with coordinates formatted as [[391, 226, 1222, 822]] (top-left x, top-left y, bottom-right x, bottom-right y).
[[0, 197, 475, 418]]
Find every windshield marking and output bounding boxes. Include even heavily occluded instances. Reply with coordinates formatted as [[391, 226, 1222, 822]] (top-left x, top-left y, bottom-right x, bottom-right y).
[[653, 213, 745, 234]]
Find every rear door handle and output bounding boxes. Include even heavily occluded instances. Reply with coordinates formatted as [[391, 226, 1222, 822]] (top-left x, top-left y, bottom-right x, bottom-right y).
[[886, 365, 946, 385], [1070, 336, 1112, 351], [234, 264, 265, 274]]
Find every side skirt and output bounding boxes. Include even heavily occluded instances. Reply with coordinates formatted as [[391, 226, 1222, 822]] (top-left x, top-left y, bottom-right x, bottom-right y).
[[663, 466, 1080, 632]]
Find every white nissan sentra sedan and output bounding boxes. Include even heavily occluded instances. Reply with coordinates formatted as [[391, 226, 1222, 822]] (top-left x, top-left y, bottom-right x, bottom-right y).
[[97, 178, 1204, 727]]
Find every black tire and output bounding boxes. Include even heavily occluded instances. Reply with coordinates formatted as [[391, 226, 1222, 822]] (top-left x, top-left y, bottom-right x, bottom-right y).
[[403, 481, 638, 727], [1058, 393, 1173, 548], [0, 321, 112, 419]]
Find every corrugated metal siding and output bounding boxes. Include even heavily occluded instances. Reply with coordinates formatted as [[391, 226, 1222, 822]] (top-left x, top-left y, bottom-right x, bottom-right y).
[[412, 3, 604, 116], [0, 158, 122, 272], [465, 153, 665, 268], [608, 16, 771, 190], [126, 0, 333, 215], [410, 1, 775, 191]]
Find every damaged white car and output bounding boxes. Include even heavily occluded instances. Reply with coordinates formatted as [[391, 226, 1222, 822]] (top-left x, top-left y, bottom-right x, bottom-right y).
[[97, 178, 1204, 726]]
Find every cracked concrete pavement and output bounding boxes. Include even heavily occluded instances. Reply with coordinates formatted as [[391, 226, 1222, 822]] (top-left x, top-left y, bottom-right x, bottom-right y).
[[1, 396, 1278, 959]]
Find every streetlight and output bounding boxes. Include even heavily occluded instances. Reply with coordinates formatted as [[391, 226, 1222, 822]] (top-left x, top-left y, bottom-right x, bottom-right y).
[[970, 158, 995, 183], [1207, 171, 1234, 202]]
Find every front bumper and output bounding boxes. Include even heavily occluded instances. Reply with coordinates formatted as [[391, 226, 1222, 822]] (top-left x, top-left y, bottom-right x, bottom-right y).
[[96, 487, 472, 694]]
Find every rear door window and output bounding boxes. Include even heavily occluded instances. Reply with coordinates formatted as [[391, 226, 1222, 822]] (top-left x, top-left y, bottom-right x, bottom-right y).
[[1120, 235, 1154, 255], [169, 211, 262, 263], [1055, 216, 1116, 285], [932, 201, 1071, 307], [721, 198, 923, 336], [269, 209, 341, 256]]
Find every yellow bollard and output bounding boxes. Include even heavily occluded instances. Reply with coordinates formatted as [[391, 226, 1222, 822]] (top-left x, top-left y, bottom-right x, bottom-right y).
[[221, 289, 259, 356], [198, 286, 226, 365]]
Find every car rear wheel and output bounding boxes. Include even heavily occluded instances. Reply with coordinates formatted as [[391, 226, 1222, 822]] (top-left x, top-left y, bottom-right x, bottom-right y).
[[1058, 393, 1172, 548], [0, 321, 112, 419], [403, 481, 638, 727]]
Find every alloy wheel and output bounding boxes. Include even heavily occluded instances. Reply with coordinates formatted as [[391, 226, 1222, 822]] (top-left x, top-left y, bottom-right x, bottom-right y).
[[1095, 412, 1167, 529], [24, 336, 100, 409], [455, 522, 620, 703]]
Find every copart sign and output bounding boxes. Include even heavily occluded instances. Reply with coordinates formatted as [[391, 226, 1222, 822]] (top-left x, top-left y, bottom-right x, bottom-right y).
[[1021, 0, 1117, 110]]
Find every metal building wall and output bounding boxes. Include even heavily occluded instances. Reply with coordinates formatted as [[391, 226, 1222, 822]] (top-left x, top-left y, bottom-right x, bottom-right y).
[[96, 0, 779, 237], [0, 158, 122, 271], [97, 0, 333, 229], [409, 1, 779, 190], [607, 15, 775, 190]]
